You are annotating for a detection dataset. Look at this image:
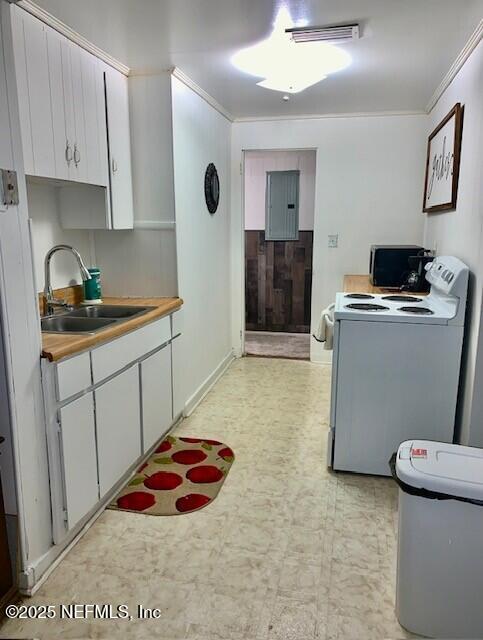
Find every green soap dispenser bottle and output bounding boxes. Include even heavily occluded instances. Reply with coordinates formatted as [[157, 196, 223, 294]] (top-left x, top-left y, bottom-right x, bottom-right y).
[[83, 267, 102, 304]]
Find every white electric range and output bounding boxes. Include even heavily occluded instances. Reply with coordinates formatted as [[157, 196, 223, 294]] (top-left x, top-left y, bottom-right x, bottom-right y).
[[328, 256, 469, 476]]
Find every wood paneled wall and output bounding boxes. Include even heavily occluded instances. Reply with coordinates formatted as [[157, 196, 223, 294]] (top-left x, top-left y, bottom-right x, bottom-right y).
[[245, 231, 313, 333]]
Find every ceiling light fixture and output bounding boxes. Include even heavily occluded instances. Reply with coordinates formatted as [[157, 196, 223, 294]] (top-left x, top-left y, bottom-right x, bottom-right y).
[[231, 8, 352, 94]]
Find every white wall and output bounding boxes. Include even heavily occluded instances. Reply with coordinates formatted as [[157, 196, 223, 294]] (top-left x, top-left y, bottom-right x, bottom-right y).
[[171, 76, 232, 410], [27, 180, 94, 292], [92, 72, 179, 299], [232, 115, 428, 362], [423, 39, 483, 445], [129, 73, 175, 224], [244, 149, 316, 231], [93, 229, 178, 297]]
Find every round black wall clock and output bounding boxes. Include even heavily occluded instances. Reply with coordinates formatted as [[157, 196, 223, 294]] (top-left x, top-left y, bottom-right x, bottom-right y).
[[204, 163, 220, 214]]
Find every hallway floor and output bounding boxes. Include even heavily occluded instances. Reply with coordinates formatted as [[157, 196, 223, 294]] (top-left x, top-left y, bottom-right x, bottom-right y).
[[0, 358, 413, 640], [245, 331, 310, 360]]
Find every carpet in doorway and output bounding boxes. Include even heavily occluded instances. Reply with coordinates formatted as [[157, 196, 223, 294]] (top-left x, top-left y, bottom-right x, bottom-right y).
[[109, 435, 234, 515], [245, 331, 310, 360]]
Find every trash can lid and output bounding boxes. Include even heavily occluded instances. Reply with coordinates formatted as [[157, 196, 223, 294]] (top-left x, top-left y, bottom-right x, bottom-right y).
[[395, 440, 483, 502]]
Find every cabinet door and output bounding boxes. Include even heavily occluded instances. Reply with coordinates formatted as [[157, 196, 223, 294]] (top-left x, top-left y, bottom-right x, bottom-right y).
[[141, 345, 173, 453], [10, 5, 34, 173], [60, 38, 77, 181], [46, 28, 69, 180], [70, 44, 88, 183], [95, 366, 141, 496], [12, 8, 55, 178], [58, 393, 99, 530], [104, 67, 134, 229], [81, 50, 108, 187], [95, 59, 110, 188]]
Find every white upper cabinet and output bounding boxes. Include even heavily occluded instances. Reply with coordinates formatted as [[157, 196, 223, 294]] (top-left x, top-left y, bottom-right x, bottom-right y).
[[104, 66, 134, 229], [11, 7, 55, 178], [11, 5, 109, 186], [10, 5, 131, 228]]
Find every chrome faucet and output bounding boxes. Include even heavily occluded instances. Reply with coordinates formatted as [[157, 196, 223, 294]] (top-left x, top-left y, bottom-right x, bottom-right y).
[[43, 244, 91, 316]]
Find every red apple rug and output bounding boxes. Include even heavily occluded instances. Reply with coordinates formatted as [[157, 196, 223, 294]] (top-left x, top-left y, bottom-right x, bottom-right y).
[[109, 435, 234, 515]]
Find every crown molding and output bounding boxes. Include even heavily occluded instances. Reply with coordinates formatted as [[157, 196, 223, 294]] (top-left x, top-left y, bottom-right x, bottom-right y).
[[426, 19, 483, 113], [234, 110, 426, 123], [16, 0, 130, 75], [171, 67, 234, 122], [14, 4, 482, 120], [128, 68, 172, 78]]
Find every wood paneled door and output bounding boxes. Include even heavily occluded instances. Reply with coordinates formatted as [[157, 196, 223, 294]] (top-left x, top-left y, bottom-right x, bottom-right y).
[[245, 231, 313, 333]]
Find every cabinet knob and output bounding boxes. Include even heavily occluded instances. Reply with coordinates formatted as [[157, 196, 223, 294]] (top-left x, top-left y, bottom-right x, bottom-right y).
[[73, 144, 81, 167], [111, 159, 118, 174]]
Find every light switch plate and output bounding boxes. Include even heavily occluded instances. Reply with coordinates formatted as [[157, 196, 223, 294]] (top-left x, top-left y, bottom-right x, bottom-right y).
[[328, 234, 338, 248]]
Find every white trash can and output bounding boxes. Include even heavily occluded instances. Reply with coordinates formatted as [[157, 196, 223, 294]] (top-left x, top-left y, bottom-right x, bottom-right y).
[[391, 440, 483, 639]]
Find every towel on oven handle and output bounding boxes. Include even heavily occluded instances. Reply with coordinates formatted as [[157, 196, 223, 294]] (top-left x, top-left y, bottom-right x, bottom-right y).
[[313, 303, 335, 349]]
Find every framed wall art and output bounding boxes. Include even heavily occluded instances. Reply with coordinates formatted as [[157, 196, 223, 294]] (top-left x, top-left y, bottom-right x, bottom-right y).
[[423, 103, 463, 213]]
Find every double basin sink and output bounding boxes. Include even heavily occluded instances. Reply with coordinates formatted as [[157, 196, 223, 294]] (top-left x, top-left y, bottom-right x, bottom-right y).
[[41, 305, 155, 334]]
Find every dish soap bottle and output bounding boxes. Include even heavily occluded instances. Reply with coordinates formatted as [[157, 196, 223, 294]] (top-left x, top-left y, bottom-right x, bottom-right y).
[[82, 267, 102, 304]]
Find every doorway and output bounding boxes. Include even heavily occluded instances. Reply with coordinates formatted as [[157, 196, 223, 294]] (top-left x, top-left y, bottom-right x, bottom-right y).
[[244, 150, 316, 360]]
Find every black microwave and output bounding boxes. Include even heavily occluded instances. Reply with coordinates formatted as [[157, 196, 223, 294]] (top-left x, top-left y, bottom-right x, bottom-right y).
[[370, 245, 425, 287]]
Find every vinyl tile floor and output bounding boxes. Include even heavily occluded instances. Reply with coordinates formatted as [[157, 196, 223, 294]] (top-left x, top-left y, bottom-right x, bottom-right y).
[[245, 331, 311, 360], [0, 357, 416, 640]]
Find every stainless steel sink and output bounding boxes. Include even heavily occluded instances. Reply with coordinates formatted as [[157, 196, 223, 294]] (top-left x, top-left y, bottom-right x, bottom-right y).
[[41, 316, 117, 334], [41, 305, 156, 333], [66, 305, 155, 319]]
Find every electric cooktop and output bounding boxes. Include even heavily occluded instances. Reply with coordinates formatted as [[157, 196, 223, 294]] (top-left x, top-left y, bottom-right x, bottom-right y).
[[345, 303, 389, 311]]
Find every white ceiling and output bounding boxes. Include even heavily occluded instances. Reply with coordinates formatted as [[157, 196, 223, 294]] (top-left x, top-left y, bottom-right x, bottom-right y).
[[33, 0, 483, 118]]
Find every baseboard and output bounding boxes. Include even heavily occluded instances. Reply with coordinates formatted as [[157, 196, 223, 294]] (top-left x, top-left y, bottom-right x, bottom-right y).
[[0, 584, 18, 618], [310, 350, 333, 365], [183, 350, 235, 417]]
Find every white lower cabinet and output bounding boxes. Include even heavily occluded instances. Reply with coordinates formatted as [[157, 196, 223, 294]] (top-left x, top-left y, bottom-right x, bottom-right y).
[[141, 344, 173, 453], [58, 393, 99, 530], [44, 311, 181, 540], [95, 365, 141, 497]]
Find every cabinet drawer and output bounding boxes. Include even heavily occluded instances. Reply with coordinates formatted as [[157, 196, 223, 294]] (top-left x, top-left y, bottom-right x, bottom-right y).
[[171, 307, 183, 338], [91, 316, 171, 383], [56, 352, 91, 402]]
